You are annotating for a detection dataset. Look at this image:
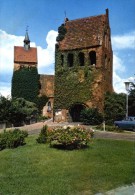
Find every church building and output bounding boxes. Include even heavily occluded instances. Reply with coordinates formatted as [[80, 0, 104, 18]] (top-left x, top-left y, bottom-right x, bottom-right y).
[[54, 9, 113, 122], [12, 30, 54, 118], [12, 9, 113, 122]]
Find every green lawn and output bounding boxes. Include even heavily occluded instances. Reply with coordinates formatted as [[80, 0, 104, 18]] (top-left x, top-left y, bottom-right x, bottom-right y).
[[0, 135, 134, 195]]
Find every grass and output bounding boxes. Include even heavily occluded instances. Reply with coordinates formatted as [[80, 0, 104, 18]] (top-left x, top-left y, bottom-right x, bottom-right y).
[[0, 135, 135, 195]]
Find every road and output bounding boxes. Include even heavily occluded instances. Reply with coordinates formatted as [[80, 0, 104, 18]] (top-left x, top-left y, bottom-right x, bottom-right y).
[[0, 120, 135, 141]]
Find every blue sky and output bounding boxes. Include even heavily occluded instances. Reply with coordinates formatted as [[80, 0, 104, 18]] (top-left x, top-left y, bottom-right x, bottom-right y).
[[0, 0, 135, 96]]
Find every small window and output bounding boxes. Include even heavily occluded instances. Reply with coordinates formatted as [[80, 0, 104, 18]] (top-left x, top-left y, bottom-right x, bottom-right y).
[[89, 51, 96, 66], [78, 52, 84, 66], [68, 53, 74, 67]]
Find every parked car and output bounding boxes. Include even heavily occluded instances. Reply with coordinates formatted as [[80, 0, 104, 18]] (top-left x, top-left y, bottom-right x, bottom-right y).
[[114, 117, 135, 131]]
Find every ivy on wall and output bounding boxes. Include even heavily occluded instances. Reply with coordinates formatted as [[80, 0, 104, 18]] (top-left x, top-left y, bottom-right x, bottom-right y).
[[54, 50, 100, 110], [54, 68, 94, 110], [12, 67, 40, 104]]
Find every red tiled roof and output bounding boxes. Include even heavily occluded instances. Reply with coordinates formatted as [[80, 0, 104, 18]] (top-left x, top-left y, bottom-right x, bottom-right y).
[[14, 46, 37, 63], [58, 14, 106, 50]]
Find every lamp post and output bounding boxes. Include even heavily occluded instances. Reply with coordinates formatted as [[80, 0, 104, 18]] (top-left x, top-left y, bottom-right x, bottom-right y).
[[124, 82, 131, 119]]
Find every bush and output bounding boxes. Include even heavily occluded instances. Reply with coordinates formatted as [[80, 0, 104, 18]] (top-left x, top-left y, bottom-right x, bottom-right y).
[[0, 129, 28, 151], [80, 108, 103, 125], [36, 125, 48, 144], [96, 124, 123, 132], [48, 126, 94, 150], [37, 115, 49, 122]]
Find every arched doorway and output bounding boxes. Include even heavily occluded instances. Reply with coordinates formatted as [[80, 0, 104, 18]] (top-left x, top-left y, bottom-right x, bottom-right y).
[[69, 103, 86, 122]]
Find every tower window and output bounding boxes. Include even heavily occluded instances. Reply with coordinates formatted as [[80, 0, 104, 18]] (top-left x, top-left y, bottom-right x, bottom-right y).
[[47, 101, 51, 112], [68, 53, 74, 67], [78, 52, 84, 66], [89, 51, 96, 66]]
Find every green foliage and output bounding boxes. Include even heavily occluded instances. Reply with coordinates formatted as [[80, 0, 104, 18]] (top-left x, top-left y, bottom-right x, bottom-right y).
[[37, 115, 49, 122], [36, 125, 48, 144], [0, 129, 28, 150], [56, 24, 67, 42], [96, 124, 123, 132], [129, 82, 135, 116], [48, 126, 94, 149], [36, 95, 48, 114], [80, 108, 103, 125], [104, 92, 126, 124], [54, 66, 96, 110], [0, 95, 11, 123], [9, 98, 38, 126], [12, 67, 39, 104], [0, 95, 38, 126]]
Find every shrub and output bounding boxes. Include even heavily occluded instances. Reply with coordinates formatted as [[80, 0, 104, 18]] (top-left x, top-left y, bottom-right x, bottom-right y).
[[0, 129, 28, 151], [48, 126, 94, 150], [96, 124, 123, 132], [80, 108, 103, 125], [37, 115, 49, 122], [36, 125, 48, 144]]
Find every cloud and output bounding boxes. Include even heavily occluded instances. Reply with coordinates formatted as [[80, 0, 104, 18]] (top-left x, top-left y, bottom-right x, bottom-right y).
[[113, 53, 125, 73], [0, 82, 11, 98], [37, 30, 58, 73], [113, 72, 134, 93], [0, 29, 58, 97], [112, 31, 135, 50], [112, 31, 135, 93]]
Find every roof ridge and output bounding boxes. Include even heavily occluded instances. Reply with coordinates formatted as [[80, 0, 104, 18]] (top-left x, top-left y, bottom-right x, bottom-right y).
[[67, 13, 105, 23], [14, 46, 37, 49]]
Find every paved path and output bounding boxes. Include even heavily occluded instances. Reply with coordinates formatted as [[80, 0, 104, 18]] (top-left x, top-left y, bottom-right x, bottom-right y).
[[1, 120, 135, 141], [95, 183, 135, 195]]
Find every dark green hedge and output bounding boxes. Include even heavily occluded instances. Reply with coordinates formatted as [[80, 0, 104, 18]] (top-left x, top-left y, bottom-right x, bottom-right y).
[[12, 67, 39, 104]]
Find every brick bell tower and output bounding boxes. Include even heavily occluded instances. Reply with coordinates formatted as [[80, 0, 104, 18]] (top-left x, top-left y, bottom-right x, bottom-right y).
[[13, 29, 37, 71], [54, 9, 113, 122], [12, 29, 38, 102]]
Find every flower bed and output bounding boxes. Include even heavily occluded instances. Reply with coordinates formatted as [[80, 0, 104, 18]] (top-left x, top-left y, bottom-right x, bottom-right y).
[[48, 126, 94, 150]]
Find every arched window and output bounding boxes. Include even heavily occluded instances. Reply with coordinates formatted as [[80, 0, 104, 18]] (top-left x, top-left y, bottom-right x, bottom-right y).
[[89, 51, 96, 66], [78, 52, 84, 66], [47, 101, 51, 112], [67, 53, 74, 67], [61, 54, 64, 66]]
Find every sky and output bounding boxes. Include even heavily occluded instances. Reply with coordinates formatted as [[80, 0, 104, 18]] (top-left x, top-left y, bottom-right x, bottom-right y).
[[0, 0, 135, 97]]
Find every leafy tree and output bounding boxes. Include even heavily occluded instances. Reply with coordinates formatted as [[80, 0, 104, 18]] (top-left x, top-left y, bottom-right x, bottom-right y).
[[128, 82, 135, 116], [0, 95, 38, 126], [0, 95, 11, 123], [9, 98, 38, 126], [80, 108, 103, 125], [104, 92, 126, 124]]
